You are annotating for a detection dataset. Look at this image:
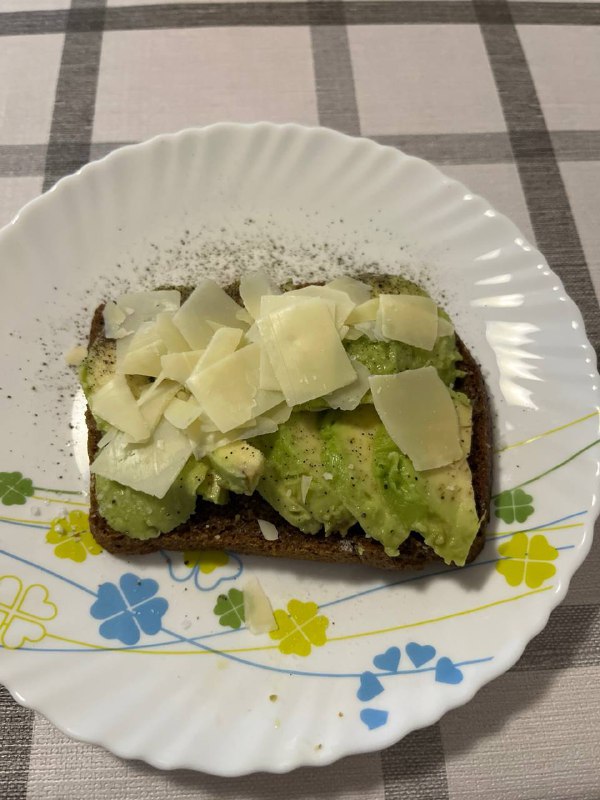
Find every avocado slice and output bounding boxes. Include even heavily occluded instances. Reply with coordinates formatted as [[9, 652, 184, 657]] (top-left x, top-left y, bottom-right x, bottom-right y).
[[322, 402, 479, 565], [253, 412, 356, 536], [207, 442, 265, 496], [322, 406, 412, 555]]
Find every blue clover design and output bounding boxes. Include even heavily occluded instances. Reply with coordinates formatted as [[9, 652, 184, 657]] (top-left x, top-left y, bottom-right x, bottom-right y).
[[90, 573, 168, 645]]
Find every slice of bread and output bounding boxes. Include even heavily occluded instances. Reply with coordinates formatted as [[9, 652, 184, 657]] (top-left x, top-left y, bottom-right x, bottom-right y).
[[86, 280, 492, 570]]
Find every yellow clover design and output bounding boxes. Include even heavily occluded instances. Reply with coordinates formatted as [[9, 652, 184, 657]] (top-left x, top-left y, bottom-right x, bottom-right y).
[[0, 575, 57, 649], [183, 550, 229, 574], [269, 599, 329, 657], [46, 510, 102, 563], [496, 533, 558, 589]]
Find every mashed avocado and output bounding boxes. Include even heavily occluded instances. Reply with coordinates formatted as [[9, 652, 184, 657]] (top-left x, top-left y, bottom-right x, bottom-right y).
[[345, 334, 462, 387], [87, 274, 477, 565]]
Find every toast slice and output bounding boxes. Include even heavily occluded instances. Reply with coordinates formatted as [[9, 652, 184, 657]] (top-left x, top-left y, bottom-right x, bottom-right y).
[[86, 280, 493, 570]]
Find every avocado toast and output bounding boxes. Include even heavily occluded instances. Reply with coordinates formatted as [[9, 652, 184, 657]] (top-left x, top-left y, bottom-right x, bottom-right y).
[[82, 275, 492, 570]]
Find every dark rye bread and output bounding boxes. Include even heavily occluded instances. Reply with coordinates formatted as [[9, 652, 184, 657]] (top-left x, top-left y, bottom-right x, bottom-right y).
[[86, 280, 492, 570]]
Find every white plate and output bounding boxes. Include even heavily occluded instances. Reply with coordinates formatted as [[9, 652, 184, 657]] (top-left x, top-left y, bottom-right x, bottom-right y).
[[0, 124, 598, 776]]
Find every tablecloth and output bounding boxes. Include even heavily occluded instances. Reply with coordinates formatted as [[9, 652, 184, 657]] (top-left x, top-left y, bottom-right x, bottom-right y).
[[1, 1, 599, 797]]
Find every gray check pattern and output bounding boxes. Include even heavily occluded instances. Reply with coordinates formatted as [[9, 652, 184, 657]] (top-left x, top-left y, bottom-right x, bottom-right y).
[[1, 1, 599, 797]]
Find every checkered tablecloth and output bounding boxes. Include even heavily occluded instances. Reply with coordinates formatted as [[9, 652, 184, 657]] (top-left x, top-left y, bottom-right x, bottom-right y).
[[1, 0, 599, 797]]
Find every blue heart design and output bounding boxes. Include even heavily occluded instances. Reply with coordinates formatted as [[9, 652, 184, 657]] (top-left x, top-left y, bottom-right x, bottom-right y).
[[120, 573, 159, 607], [406, 642, 436, 668], [357, 671, 384, 702], [372, 646, 401, 673], [435, 657, 463, 685], [360, 708, 389, 730], [99, 611, 140, 645], [90, 582, 127, 620]]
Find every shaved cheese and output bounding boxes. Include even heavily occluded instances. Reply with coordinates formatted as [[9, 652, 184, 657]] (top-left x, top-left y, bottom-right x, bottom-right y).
[[346, 297, 379, 324], [352, 321, 386, 342], [344, 327, 364, 341], [240, 416, 279, 438], [437, 315, 455, 338], [267, 403, 293, 425], [103, 302, 128, 338], [160, 350, 204, 383], [91, 417, 192, 499], [253, 387, 286, 417], [257, 299, 356, 406], [107, 290, 180, 339], [155, 312, 190, 353], [90, 374, 150, 441], [289, 286, 355, 327], [326, 276, 372, 306], [300, 476, 312, 504], [116, 321, 167, 377], [186, 422, 228, 459], [258, 519, 279, 541], [259, 347, 281, 391], [186, 406, 282, 458], [206, 319, 226, 334], [244, 323, 261, 344], [187, 343, 260, 433], [173, 280, 247, 348], [240, 270, 280, 320], [325, 359, 371, 410], [259, 292, 320, 319], [117, 343, 165, 377], [164, 396, 202, 429], [369, 367, 462, 471], [254, 324, 281, 391], [192, 327, 243, 372], [243, 577, 276, 634], [236, 308, 253, 325], [137, 377, 180, 434], [188, 422, 260, 458], [97, 426, 118, 449], [377, 294, 438, 351]]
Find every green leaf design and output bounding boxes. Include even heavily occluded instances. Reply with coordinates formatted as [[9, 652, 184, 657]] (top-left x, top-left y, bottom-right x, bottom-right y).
[[494, 488, 535, 524], [0, 472, 34, 506], [213, 588, 245, 629]]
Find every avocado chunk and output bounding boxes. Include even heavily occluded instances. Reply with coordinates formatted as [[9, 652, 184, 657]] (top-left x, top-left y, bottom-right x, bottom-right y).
[[253, 412, 356, 535], [95, 456, 208, 540], [207, 442, 265, 496], [197, 472, 230, 506], [322, 402, 478, 565]]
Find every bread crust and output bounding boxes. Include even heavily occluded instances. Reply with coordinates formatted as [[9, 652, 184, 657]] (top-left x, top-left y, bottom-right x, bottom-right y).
[[87, 280, 492, 570]]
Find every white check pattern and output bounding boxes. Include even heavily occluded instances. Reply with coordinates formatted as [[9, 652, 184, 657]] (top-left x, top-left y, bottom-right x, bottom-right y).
[[0, 1, 599, 797]]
